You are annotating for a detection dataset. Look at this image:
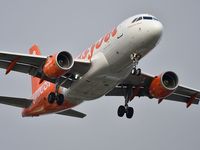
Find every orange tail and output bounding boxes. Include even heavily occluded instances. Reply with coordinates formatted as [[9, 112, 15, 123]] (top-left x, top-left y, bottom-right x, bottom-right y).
[[29, 44, 42, 94]]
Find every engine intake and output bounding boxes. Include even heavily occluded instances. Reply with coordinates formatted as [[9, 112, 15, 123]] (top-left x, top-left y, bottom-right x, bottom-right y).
[[43, 51, 74, 78], [149, 71, 179, 99], [56, 51, 73, 70]]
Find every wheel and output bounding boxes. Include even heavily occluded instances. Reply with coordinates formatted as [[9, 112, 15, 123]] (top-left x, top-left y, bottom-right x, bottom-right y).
[[48, 92, 56, 104], [131, 68, 137, 75], [56, 94, 64, 105], [136, 68, 141, 76], [126, 107, 134, 119], [117, 105, 126, 117]]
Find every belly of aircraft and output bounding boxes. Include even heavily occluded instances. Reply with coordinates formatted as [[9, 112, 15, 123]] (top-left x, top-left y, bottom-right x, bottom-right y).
[[66, 75, 120, 100]]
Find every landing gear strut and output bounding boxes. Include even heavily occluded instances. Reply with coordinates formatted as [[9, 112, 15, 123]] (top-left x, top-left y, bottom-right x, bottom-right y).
[[47, 79, 65, 105], [117, 85, 135, 119], [130, 53, 141, 76]]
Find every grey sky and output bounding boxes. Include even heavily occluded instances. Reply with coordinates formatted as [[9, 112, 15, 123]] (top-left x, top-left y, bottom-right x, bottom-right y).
[[0, 0, 199, 150]]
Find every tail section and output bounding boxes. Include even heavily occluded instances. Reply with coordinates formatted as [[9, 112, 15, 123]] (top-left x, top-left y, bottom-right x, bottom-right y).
[[29, 44, 41, 55], [29, 44, 42, 94]]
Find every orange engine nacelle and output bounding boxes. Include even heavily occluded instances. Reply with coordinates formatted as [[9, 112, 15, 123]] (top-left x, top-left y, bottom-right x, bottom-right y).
[[149, 71, 179, 99], [43, 51, 74, 78]]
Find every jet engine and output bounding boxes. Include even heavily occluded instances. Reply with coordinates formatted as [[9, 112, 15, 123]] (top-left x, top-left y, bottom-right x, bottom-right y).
[[149, 71, 179, 99], [43, 51, 74, 78]]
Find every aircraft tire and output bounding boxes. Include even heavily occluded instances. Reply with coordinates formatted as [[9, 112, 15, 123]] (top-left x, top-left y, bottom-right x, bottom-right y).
[[131, 68, 137, 75], [56, 94, 64, 105], [48, 92, 56, 104], [136, 68, 141, 76], [126, 107, 134, 119], [117, 105, 126, 117]]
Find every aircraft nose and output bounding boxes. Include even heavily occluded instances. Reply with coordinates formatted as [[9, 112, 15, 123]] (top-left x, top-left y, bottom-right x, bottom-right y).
[[151, 21, 163, 39]]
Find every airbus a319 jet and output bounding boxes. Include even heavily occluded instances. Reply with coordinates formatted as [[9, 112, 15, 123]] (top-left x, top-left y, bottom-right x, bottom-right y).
[[0, 14, 199, 119]]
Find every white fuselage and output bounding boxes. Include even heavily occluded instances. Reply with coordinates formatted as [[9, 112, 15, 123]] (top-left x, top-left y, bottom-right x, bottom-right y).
[[62, 14, 163, 102]]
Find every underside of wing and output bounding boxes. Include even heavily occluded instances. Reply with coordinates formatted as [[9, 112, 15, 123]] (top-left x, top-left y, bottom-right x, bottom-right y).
[[106, 72, 200, 107], [56, 109, 86, 118], [0, 50, 47, 75], [166, 86, 200, 105], [0, 50, 91, 88], [0, 96, 32, 108]]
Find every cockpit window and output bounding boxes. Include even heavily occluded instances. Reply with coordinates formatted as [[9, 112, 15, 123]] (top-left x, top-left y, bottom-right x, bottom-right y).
[[143, 16, 153, 20], [132, 16, 158, 24], [132, 16, 142, 24], [137, 17, 142, 21], [153, 17, 158, 21], [132, 18, 138, 23]]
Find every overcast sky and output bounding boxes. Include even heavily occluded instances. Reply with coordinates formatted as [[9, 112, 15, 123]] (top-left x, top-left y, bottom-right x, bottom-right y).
[[0, 0, 199, 150]]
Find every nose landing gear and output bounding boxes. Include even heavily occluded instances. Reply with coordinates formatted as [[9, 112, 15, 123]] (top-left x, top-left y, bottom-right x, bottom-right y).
[[130, 53, 141, 76]]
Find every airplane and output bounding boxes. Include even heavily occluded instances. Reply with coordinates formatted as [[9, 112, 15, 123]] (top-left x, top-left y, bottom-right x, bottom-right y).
[[0, 14, 199, 119]]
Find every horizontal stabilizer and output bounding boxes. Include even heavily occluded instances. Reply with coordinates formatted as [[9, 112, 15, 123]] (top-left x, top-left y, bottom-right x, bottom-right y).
[[57, 109, 86, 118], [0, 96, 32, 108]]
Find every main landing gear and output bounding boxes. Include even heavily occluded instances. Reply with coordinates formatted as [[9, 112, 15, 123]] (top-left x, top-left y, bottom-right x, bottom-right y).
[[48, 92, 64, 105], [117, 53, 141, 118], [117, 85, 135, 119], [47, 74, 80, 106], [130, 53, 141, 76], [118, 105, 134, 119], [47, 79, 65, 105]]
